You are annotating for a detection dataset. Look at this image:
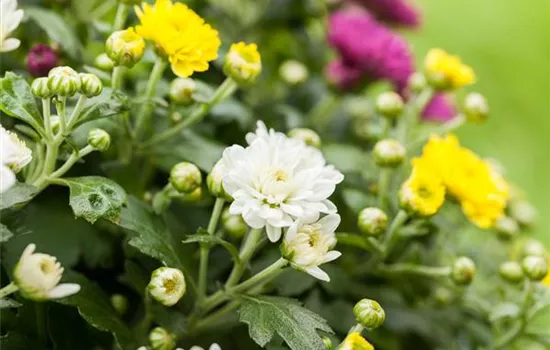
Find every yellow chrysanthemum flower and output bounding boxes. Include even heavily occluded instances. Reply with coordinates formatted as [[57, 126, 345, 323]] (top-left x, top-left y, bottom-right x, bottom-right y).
[[399, 158, 446, 217], [424, 48, 475, 89], [542, 270, 550, 287], [134, 0, 221, 77], [340, 332, 375, 350], [224, 42, 262, 84]]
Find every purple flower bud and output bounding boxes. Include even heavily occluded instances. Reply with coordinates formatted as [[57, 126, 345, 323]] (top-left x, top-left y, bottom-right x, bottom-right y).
[[325, 59, 364, 90], [422, 93, 456, 122], [352, 0, 421, 28], [26, 44, 59, 77]]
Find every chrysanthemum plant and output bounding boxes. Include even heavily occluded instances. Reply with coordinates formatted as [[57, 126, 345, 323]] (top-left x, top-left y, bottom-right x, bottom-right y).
[[0, 0, 549, 349]]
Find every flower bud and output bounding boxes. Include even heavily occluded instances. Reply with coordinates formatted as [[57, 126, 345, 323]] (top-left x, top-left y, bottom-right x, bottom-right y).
[[373, 139, 406, 168], [47, 66, 81, 97], [149, 327, 176, 350], [79, 73, 103, 97], [279, 60, 309, 85], [87, 128, 111, 151], [521, 256, 548, 281], [222, 208, 247, 239], [463, 92, 489, 123], [111, 294, 128, 315], [375, 91, 404, 119], [433, 287, 455, 306], [408, 72, 426, 94], [451, 256, 476, 285], [353, 298, 385, 330], [148, 267, 186, 306], [224, 42, 262, 85], [207, 160, 231, 200], [510, 200, 537, 227], [322, 336, 333, 350], [288, 128, 321, 148], [26, 44, 59, 77], [94, 53, 115, 71], [424, 48, 475, 90], [522, 239, 547, 258], [357, 207, 388, 237], [495, 216, 519, 240], [31, 77, 53, 99], [169, 78, 196, 105], [499, 261, 524, 283], [340, 333, 374, 350], [170, 162, 202, 194], [106, 29, 145, 68]]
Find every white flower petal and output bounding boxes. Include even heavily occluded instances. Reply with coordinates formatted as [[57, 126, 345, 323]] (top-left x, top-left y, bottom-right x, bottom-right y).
[[321, 250, 342, 264], [6, 9, 24, 32], [209, 344, 222, 350], [0, 38, 20, 52], [46, 283, 81, 299], [305, 266, 330, 281], [266, 225, 282, 242], [0, 165, 16, 192], [318, 214, 341, 235]]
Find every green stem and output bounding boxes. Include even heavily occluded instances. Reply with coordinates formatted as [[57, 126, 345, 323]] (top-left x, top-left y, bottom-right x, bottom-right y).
[[111, 66, 126, 93], [407, 114, 466, 150], [112, 3, 130, 31], [225, 228, 264, 288], [42, 98, 52, 140], [0, 282, 19, 298], [397, 88, 433, 144], [133, 57, 167, 140], [377, 168, 391, 211], [27, 143, 45, 183], [193, 301, 240, 333], [348, 323, 365, 335], [36, 304, 47, 347], [67, 95, 87, 128], [55, 97, 67, 139], [380, 118, 391, 139], [381, 210, 408, 260], [139, 78, 238, 149], [365, 237, 385, 255], [375, 263, 451, 277], [49, 145, 95, 179]]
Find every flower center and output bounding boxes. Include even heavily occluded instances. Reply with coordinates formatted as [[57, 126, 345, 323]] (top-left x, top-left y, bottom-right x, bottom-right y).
[[163, 278, 176, 293], [417, 185, 432, 198], [40, 259, 56, 274]]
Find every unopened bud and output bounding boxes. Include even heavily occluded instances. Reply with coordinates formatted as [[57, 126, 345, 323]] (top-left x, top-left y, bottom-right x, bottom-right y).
[[224, 42, 262, 85], [510, 200, 537, 227], [169, 78, 196, 105], [207, 160, 231, 200], [522, 239, 547, 258], [499, 261, 524, 283], [353, 298, 385, 330], [31, 77, 53, 99], [433, 287, 454, 306], [521, 256, 548, 281], [451, 256, 476, 285], [279, 60, 309, 85], [111, 294, 128, 315], [79, 73, 103, 97], [87, 128, 111, 151], [47, 66, 81, 97], [288, 128, 321, 148], [148, 267, 186, 306], [408, 72, 426, 94], [375, 92, 404, 119], [106, 29, 145, 68], [373, 139, 406, 168], [357, 207, 388, 237], [94, 53, 114, 71], [149, 327, 176, 350], [463, 92, 489, 123], [495, 216, 519, 240], [170, 162, 201, 193], [322, 336, 333, 350], [222, 208, 247, 239]]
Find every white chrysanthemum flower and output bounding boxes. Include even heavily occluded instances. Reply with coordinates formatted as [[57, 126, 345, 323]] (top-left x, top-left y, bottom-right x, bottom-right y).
[[147, 267, 186, 306], [13, 244, 81, 301], [1, 124, 32, 172], [0, 164, 15, 193], [0, 0, 24, 52], [281, 214, 342, 281], [222, 122, 344, 242]]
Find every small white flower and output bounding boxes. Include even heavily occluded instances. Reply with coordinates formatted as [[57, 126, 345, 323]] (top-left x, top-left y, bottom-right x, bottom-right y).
[[13, 244, 81, 301], [148, 267, 186, 306], [281, 214, 342, 281], [222, 121, 344, 242], [189, 344, 222, 350], [0, 0, 24, 52], [1, 124, 32, 172]]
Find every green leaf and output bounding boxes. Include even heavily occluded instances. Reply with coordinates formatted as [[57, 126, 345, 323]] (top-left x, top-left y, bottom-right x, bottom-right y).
[[57, 176, 127, 224], [238, 295, 333, 350], [56, 272, 135, 349], [0, 332, 41, 349], [73, 89, 129, 128], [0, 298, 22, 309], [0, 224, 14, 243], [0, 183, 38, 210], [322, 144, 369, 173], [24, 7, 82, 58], [182, 229, 241, 264], [275, 269, 316, 297], [0, 72, 44, 134], [210, 99, 253, 127]]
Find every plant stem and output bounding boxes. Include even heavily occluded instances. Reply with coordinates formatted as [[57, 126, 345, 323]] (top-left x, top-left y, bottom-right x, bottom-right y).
[[111, 66, 126, 93], [36, 304, 47, 347], [55, 97, 68, 138], [377, 168, 391, 211], [49, 145, 95, 179], [375, 263, 451, 278], [348, 323, 365, 334], [397, 88, 433, 144], [225, 228, 264, 288], [112, 3, 130, 31], [42, 98, 52, 140], [407, 114, 466, 150], [67, 95, 88, 128], [381, 210, 408, 260], [0, 282, 19, 298]]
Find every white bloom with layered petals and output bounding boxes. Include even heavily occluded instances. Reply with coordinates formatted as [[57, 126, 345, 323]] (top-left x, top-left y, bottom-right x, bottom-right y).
[[147, 267, 186, 306], [221, 122, 344, 242], [0, 124, 32, 193], [281, 214, 342, 281], [13, 244, 81, 301], [0, 0, 24, 52]]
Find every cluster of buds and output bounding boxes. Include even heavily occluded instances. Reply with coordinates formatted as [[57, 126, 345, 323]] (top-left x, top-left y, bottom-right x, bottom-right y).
[[105, 28, 145, 68], [31, 67, 103, 99]]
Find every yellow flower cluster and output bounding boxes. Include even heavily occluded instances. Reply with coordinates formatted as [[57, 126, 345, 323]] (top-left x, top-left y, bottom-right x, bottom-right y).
[[134, 0, 220, 77], [399, 157, 446, 216], [424, 48, 475, 89], [543, 270, 550, 287], [340, 332, 375, 350]]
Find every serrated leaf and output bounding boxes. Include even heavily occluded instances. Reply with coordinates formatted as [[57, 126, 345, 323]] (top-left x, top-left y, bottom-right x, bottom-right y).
[[73, 89, 128, 128], [0, 72, 44, 134], [0, 224, 14, 243], [0, 298, 22, 309], [57, 176, 127, 224], [238, 295, 333, 350], [0, 183, 38, 210], [25, 7, 82, 59], [182, 230, 241, 264]]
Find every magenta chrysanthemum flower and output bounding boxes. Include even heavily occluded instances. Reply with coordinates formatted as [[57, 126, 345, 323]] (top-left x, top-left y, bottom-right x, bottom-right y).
[[26, 44, 59, 77], [325, 59, 364, 90], [327, 9, 414, 90], [422, 93, 456, 122], [352, 0, 421, 28]]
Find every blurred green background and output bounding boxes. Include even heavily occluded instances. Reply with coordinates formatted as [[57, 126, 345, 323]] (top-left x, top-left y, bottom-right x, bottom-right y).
[[407, 0, 549, 246]]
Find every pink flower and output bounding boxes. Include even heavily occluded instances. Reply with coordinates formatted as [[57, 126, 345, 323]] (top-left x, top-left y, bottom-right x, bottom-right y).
[[422, 93, 456, 122], [325, 59, 364, 90], [26, 44, 59, 77], [352, 0, 421, 28]]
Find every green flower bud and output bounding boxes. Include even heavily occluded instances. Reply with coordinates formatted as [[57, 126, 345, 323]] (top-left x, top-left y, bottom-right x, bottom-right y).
[[110, 294, 128, 315], [224, 42, 262, 85], [207, 160, 232, 200], [288, 128, 321, 148], [353, 298, 385, 330], [94, 53, 114, 71], [31, 77, 53, 99], [149, 327, 176, 350], [87, 128, 111, 151], [522, 239, 547, 258], [148, 267, 186, 307], [106, 29, 145, 68], [510, 200, 537, 227], [169, 78, 196, 105], [357, 207, 388, 237], [408, 72, 426, 94], [495, 216, 519, 240], [170, 162, 202, 194], [47, 66, 81, 97], [179, 187, 202, 203], [433, 287, 455, 306], [222, 208, 247, 239], [463, 92, 489, 123], [170, 111, 183, 124], [498, 261, 524, 283], [322, 335, 333, 350], [375, 91, 404, 119], [279, 60, 309, 85], [79, 73, 103, 97], [451, 256, 476, 285], [521, 256, 548, 281], [373, 139, 406, 168]]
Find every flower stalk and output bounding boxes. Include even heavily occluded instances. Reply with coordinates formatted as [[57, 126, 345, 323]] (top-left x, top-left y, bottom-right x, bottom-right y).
[[0, 282, 19, 298], [225, 228, 264, 288], [113, 3, 130, 31]]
